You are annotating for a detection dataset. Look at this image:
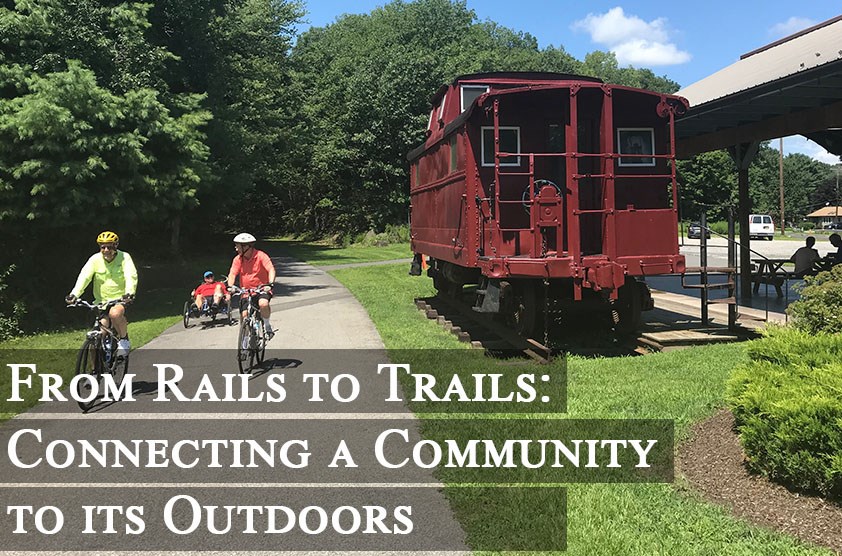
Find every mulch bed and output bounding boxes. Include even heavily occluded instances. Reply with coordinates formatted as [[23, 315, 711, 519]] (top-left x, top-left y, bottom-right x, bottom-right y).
[[678, 408, 842, 554]]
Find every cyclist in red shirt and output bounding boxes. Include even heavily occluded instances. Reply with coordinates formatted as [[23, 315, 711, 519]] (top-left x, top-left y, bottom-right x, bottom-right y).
[[190, 270, 230, 316], [227, 233, 276, 339]]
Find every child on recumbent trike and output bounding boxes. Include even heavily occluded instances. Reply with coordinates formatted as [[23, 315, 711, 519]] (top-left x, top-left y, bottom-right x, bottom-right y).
[[183, 271, 232, 326]]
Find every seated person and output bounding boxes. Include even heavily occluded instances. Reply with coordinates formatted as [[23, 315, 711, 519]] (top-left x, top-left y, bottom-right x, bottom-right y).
[[190, 271, 230, 316], [790, 236, 820, 276], [830, 233, 842, 265]]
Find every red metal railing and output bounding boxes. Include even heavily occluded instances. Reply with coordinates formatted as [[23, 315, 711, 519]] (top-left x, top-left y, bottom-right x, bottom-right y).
[[491, 92, 678, 262]]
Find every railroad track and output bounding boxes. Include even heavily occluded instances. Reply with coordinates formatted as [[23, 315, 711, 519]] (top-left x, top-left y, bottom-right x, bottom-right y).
[[415, 296, 553, 363], [416, 295, 660, 359]]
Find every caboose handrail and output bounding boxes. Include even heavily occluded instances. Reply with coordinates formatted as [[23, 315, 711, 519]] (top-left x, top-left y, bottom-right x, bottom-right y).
[[494, 151, 675, 159], [490, 88, 679, 265], [611, 174, 674, 180]]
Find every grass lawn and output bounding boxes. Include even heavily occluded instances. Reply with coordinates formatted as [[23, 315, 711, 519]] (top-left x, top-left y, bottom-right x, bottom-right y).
[[323, 260, 830, 555], [0, 254, 233, 418], [268, 238, 411, 266]]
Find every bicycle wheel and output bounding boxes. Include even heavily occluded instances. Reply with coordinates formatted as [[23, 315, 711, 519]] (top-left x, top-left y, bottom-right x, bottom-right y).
[[254, 319, 266, 364], [237, 319, 254, 374], [110, 348, 129, 385], [74, 337, 104, 412], [182, 301, 190, 328]]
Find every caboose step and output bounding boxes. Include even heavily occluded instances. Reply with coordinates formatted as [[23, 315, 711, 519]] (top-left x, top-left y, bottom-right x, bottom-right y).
[[682, 283, 733, 290], [707, 297, 737, 305], [684, 266, 736, 274], [473, 278, 501, 313]]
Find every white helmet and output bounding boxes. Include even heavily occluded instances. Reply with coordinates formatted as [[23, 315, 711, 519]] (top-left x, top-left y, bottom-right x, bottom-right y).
[[233, 232, 256, 244]]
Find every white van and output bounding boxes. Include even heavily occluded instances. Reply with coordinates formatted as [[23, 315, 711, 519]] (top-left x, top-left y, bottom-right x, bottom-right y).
[[749, 214, 775, 240]]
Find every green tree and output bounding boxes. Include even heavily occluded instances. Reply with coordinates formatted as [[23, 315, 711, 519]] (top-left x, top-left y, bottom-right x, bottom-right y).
[[580, 50, 679, 93], [746, 144, 833, 225], [0, 61, 209, 225], [809, 166, 841, 215], [290, 0, 483, 233], [147, 0, 303, 234], [289, 0, 680, 236], [0, 0, 211, 330], [747, 143, 779, 216], [781, 153, 833, 223], [676, 150, 737, 221], [0, 0, 211, 230]]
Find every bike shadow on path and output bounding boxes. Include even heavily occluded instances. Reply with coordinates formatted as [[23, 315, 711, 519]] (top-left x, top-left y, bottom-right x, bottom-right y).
[[242, 357, 302, 379], [78, 379, 161, 414]]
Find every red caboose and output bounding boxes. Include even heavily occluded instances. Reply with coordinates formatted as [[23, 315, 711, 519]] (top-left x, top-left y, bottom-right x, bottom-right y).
[[408, 72, 687, 337]]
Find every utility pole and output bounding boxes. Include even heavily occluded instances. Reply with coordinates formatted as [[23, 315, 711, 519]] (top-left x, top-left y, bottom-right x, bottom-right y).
[[779, 137, 785, 235]]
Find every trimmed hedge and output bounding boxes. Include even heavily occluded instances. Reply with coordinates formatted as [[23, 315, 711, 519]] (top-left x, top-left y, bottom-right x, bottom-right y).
[[787, 265, 842, 334], [726, 327, 842, 499]]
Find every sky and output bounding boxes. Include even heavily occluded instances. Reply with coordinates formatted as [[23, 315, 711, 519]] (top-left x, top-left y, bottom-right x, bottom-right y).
[[298, 0, 842, 164]]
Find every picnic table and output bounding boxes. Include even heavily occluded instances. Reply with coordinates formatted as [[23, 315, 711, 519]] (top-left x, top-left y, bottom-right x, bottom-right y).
[[812, 256, 836, 274], [752, 256, 837, 297], [751, 258, 790, 297]]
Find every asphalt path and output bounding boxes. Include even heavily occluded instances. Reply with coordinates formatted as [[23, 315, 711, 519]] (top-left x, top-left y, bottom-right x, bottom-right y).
[[1, 254, 468, 554]]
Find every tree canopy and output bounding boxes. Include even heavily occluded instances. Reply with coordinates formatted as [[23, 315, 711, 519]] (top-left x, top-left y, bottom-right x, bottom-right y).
[[677, 144, 837, 224], [0, 0, 210, 229], [0, 0, 835, 335], [284, 0, 679, 234]]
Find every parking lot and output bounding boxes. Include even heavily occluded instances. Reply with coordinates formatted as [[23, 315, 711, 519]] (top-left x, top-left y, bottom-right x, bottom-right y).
[[679, 234, 838, 267]]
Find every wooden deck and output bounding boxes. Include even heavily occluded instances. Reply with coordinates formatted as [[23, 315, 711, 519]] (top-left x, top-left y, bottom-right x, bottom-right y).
[[642, 289, 782, 351]]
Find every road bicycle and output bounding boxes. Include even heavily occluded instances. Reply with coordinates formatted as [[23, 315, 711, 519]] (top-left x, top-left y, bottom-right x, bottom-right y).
[[68, 299, 131, 412], [228, 285, 272, 373]]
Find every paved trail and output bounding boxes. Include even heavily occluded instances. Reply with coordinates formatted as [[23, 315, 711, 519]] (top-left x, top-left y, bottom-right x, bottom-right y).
[[151, 256, 385, 350], [1, 251, 467, 554]]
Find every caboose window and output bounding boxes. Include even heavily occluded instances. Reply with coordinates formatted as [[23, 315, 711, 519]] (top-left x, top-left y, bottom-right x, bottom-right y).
[[481, 126, 520, 167], [617, 128, 655, 167], [460, 85, 489, 112], [437, 92, 447, 124]]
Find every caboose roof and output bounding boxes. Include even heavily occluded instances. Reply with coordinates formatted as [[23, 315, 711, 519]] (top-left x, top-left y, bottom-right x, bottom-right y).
[[430, 72, 603, 105], [409, 75, 686, 161]]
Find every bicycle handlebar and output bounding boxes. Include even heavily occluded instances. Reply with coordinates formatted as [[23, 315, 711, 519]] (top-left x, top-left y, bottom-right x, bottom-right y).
[[228, 284, 273, 295], [67, 299, 126, 311]]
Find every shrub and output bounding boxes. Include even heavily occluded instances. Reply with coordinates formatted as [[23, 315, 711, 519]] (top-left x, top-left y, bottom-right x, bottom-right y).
[[787, 265, 842, 334], [726, 327, 842, 499], [707, 220, 731, 235], [680, 221, 739, 236], [384, 223, 410, 243], [802, 221, 815, 231], [0, 265, 24, 341], [353, 225, 409, 247]]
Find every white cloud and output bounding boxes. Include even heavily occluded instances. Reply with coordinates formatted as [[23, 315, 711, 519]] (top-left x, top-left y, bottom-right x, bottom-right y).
[[769, 17, 816, 38], [784, 136, 841, 165], [613, 40, 692, 66], [812, 150, 841, 165], [572, 7, 690, 67], [572, 7, 668, 45]]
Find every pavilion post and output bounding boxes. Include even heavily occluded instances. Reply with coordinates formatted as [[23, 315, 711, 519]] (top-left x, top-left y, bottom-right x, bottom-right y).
[[728, 141, 759, 301]]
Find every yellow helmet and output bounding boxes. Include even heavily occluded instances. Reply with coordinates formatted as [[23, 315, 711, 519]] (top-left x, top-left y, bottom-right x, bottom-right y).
[[96, 231, 119, 244]]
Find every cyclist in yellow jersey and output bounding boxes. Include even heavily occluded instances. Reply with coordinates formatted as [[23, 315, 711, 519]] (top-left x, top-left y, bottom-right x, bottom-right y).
[[65, 231, 138, 357]]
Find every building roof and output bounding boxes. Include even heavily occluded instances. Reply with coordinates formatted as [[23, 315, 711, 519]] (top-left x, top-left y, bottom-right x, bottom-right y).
[[806, 206, 842, 218], [678, 16, 842, 106], [675, 16, 842, 157]]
